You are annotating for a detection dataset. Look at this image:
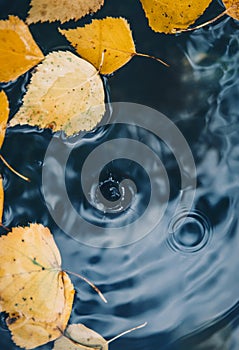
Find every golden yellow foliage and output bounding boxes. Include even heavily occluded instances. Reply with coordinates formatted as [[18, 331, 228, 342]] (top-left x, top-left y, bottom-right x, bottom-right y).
[[0, 16, 44, 82], [139, 0, 213, 34], [0, 90, 9, 148], [9, 51, 105, 136], [27, 0, 104, 24], [59, 17, 136, 75], [7, 273, 73, 349], [53, 324, 108, 350], [223, 0, 239, 20], [0, 224, 75, 349]]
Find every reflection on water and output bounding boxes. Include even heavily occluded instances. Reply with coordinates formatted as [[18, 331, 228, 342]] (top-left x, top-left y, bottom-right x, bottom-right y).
[[1, 1, 239, 349]]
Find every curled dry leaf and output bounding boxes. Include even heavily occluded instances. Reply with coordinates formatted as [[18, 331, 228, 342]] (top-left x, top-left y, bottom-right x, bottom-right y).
[[53, 324, 108, 350], [27, 0, 104, 24], [59, 17, 136, 75], [139, 0, 213, 33], [0, 16, 44, 82], [9, 51, 105, 136], [0, 224, 75, 349], [223, 0, 239, 20]]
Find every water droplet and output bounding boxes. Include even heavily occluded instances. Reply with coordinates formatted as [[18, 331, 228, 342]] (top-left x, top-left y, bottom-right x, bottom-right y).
[[99, 177, 121, 202], [167, 210, 212, 253], [89, 175, 137, 214]]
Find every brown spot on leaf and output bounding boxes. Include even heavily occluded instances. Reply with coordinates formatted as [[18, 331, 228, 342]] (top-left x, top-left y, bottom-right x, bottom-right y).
[[7, 314, 20, 325]]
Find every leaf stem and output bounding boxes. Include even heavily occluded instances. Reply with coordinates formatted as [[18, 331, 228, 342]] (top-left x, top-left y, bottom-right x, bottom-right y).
[[107, 322, 147, 344], [135, 52, 169, 67], [64, 269, 107, 303], [172, 9, 229, 33], [0, 222, 10, 231], [0, 154, 30, 182]]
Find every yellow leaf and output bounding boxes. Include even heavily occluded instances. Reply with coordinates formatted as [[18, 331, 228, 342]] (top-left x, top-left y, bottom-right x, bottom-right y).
[[53, 324, 108, 350], [7, 314, 65, 350], [27, 0, 104, 24], [54, 323, 148, 350], [223, 0, 239, 20], [9, 51, 105, 136], [0, 90, 9, 148], [59, 17, 136, 75], [0, 176, 4, 223], [7, 274, 73, 350], [0, 16, 44, 82], [0, 223, 75, 349], [139, 0, 213, 34]]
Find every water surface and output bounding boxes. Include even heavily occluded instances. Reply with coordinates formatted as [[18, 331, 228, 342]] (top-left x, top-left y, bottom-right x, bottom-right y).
[[1, 1, 239, 349]]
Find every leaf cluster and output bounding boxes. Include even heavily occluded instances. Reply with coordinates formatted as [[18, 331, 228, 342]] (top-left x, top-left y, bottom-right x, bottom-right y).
[[0, 0, 239, 349]]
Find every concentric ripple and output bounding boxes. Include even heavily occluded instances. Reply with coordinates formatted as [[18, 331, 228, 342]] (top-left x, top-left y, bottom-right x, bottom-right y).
[[167, 210, 212, 253]]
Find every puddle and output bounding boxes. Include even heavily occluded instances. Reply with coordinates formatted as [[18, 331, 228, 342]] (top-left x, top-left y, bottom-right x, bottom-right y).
[[1, 1, 239, 349]]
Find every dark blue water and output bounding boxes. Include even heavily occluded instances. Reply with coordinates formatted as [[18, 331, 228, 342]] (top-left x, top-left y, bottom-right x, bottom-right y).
[[1, 0, 239, 349]]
